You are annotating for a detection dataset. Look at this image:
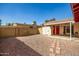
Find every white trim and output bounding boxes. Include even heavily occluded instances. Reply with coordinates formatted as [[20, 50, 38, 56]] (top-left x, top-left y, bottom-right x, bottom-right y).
[[44, 20, 75, 26]]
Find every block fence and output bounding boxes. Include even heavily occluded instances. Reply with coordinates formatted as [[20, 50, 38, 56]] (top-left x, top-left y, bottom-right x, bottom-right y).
[[0, 26, 39, 38]]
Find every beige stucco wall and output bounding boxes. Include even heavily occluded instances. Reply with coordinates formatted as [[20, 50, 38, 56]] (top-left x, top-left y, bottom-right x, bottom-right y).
[[74, 22, 79, 37], [39, 24, 71, 36], [50, 24, 70, 36], [60, 23, 71, 35], [42, 26, 51, 36], [38, 27, 42, 34], [50, 26, 53, 35], [38, 23, 79, 37], [51, 23, 79, 37], [60, 24, 64, 35]]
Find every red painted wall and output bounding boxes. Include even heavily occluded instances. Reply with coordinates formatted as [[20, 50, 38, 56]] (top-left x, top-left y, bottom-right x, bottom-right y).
[[52, 26, 60, 35], [56, 26, 60, 35]]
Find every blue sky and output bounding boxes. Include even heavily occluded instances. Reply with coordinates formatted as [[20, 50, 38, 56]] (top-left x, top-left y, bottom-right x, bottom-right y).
[[0, 3, 73, 25]]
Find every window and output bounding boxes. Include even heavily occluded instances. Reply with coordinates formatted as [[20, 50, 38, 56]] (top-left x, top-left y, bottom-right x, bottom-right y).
[[66, 26, 70, 33]]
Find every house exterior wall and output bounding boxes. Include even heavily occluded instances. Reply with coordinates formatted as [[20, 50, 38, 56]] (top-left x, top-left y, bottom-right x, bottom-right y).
[[42, 26, 51, 35], [60, 23, 72, 36], [38, 27, 42, 34], [60, 24, 64, 35], [51, 25, 60, 35], [50, 23, 70, 36], [51, 26, 53, 35], [40, 23, 71, 36], [74, 22, 79, 37], [38, 22, 79, 37]]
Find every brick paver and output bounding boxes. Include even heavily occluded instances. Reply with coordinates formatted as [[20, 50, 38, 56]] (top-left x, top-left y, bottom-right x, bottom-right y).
[[49, 35, 79, 56], [0, 34, 79, 56]]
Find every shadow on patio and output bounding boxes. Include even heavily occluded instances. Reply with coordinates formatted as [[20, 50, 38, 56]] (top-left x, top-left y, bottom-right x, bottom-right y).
[[0, 37, 41, 56]]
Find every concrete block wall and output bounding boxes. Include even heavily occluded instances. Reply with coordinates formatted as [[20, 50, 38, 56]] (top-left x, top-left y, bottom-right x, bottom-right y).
[[0, 26, 39, 38]]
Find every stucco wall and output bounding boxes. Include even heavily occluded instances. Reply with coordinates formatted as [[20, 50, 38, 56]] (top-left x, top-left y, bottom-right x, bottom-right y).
[[42, 26, 51, 36], [60, 24, 64, 35], [74, 22, 79, 37], [60, 23, 71, 36], [38, 27, 42, 34]]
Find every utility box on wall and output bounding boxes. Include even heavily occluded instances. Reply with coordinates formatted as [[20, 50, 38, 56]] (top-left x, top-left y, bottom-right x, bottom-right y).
[[42, 26, 51, 36]]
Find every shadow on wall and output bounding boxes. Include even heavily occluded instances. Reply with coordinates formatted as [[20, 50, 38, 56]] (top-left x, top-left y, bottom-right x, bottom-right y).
[[0, 37, 41, 56]]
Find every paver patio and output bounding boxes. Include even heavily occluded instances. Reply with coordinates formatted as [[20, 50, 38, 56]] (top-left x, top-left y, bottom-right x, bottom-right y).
[[0, 34, 79, 56]]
